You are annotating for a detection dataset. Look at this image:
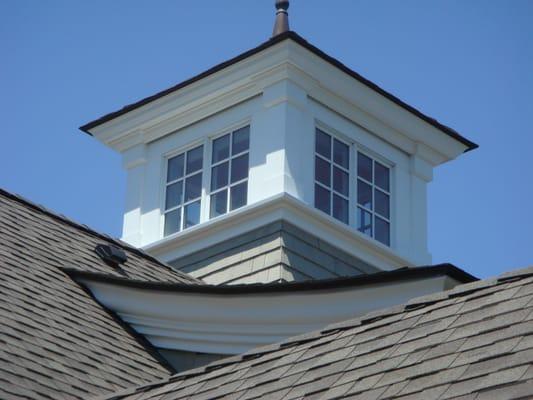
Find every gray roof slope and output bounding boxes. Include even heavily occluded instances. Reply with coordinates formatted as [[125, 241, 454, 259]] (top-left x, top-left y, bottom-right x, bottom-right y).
[[103, 266, 533, 400], [0, 189, 200, 400]]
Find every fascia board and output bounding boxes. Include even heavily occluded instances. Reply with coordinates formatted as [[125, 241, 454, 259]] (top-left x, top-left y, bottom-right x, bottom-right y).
[[285, 41, 469, 164], [80, 275, 449, 354]]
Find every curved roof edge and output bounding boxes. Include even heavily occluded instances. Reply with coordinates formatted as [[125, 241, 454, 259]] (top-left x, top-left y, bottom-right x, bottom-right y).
[[63, 263, 477, 294], [80, 31, 478, 152]]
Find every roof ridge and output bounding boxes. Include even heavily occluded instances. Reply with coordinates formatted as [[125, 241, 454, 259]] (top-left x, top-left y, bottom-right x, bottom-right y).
[[100, 264, 533, 398], [0, 187, 196, 281]]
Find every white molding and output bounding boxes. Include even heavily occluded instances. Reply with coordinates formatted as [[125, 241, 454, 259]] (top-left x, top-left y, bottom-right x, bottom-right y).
[[144, 193, 412, 271], [81, 275, 455, 355]]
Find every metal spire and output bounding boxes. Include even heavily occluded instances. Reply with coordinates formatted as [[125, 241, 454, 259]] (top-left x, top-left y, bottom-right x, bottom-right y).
[[272, 0, 290, 37]]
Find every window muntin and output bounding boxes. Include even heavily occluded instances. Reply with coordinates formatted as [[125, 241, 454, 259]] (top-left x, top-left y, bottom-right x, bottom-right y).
[[357, 152, 390, 246], [314, 129, 350, 224], [314, 128, 392, 247], [164, 145, 204, 236], [209, 126, 250, 219]]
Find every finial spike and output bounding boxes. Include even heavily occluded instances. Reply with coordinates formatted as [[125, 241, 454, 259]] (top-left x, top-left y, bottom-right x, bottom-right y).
[[272, 0, 290, 37]]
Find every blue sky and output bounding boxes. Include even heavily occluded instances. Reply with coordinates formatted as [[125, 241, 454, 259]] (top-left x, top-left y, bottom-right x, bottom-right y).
[[1, 1, 531, 278]]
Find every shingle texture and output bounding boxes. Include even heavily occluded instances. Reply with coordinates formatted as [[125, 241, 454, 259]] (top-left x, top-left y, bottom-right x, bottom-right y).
[[0, 189, 201, 399], [103, 266, 533, 400]]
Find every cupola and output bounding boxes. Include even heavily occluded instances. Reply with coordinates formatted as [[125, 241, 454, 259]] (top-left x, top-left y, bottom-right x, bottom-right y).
[[81, 1, 477, 285]]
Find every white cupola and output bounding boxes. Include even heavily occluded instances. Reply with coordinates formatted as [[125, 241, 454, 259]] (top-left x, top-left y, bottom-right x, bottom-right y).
[[82, 2, 476, 284]]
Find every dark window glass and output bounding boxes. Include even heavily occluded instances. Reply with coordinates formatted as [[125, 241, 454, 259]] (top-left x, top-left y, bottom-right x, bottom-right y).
[[333, 167, 349, 196], [167, 154, 184, 182], [165, 181, 183, 210], [357, 207, 372, 236], [186, 146, 203, 174], [375, 189, 390, 219], [184, 201, 200, 228], [375, 162, 390, 192], [357, 152, 372, 182], [333, 139, 349, 169], [315, 157, 331, 186], [357, 180, 372, 209], [333, 194, 348, 224], [375, 216, 390, 246], [230, 182, 247, 211], [212, 134, 230, 163], [184, 173, 202, 202], [315, 129, 331, 159], [232, 126, 250, 155], [210, 190, 227, 218], [211, 162, 229, 191], [164, 208, 181, 236], [231, 154, 249, 183], [315, 184, 330, 214]]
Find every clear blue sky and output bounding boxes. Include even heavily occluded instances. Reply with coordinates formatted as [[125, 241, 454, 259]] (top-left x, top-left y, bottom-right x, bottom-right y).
[[1, 1, 532, 279]]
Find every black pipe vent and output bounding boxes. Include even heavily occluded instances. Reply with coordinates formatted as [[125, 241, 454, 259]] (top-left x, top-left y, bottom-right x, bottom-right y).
[[95, 244, 128, 267]]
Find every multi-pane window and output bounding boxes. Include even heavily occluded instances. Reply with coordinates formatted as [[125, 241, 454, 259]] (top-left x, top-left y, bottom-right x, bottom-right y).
[[314, 129, 391, 247], [357, 152, 390, 246], [314, 129, 350, 224], [209, 126, 250, 218], [164, 145, 203, 236]]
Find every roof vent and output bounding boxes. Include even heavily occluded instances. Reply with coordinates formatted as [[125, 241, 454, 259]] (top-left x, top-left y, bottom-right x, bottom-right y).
[[95, 244, 128, 267]]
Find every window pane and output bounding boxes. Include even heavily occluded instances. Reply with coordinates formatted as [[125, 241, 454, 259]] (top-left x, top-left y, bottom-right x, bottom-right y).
[[333, 167, 348, 196], [232, 126, 250, 155], [375, 216, 390, 246], [315, 129, 331, 159], [315, 157, 331, 186], [210, 190, 227, 218], [186, 146, 203, 174], [211, 162, 229, 191], [164, 208, 181, 236], [357, 180, 372, 209], [333, 139, 349, 169], [230, 182, 247, 211], [375, 162, 390, 192], [357, 207, 372, 236], [333, 194, 348, 224], [212, 134, 230, 163], [375, 189, 390, 219], [230, 153, 249, 183], [357, 152, 372, 182], [315, 184, 330, 215], [167, 154, 184, 182], [184, 201, 201, 228], [165, 181, 183, 210], [184, 173, 202, 202]]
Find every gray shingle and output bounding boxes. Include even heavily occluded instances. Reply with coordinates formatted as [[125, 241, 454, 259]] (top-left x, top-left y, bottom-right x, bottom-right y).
[[0, 189, 201, 399], [102, 265, 533, 400]]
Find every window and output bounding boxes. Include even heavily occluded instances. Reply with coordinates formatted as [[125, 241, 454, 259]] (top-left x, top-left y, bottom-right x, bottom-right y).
[[314, 128, 391, 247], [209, 126, 250, 218], [357, 152, 390, 246], [164, 145, 203, 236], [314, 129, 349, 224]]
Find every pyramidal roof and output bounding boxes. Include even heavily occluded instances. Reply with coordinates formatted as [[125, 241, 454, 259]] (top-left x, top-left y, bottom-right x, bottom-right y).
[[79, 30, 477, 152]]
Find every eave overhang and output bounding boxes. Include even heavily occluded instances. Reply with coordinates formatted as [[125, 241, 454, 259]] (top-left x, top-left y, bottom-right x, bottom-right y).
[[65, 264, 476, 355], [81, 31, 477, 156]]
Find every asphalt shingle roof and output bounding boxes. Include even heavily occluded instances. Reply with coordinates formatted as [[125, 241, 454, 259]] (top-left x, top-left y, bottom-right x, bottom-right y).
[[103, 266, 533, 400], [0, 189, 200, 399]]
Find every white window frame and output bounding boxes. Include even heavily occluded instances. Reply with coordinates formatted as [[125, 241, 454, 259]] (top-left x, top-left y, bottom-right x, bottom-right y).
[[207, 125, 251, 219], [313, 126, 393, 247], [161, 141, 206, 237]]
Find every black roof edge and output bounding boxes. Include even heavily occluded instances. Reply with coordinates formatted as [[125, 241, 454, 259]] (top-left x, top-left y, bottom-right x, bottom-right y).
[[80, 31, 478, 152], [63, 263, 478, 294], [0, 187, 201, 283]]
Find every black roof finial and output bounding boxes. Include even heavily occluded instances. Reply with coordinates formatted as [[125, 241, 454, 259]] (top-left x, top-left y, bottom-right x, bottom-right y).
[[272, 0, 290, 37]]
